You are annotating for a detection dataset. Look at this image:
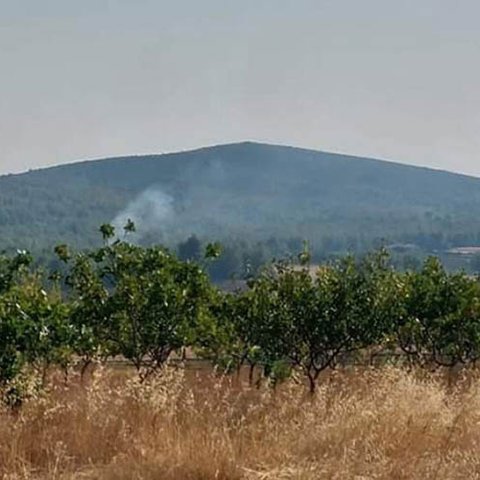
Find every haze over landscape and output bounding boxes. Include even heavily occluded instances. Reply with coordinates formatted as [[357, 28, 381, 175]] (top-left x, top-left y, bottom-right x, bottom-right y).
[[4, 3, 480, 479], [2, 0, 480, 176]]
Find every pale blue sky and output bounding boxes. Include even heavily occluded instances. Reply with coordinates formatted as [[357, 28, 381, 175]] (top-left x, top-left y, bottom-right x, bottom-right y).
[[1, 0, 480, 175]]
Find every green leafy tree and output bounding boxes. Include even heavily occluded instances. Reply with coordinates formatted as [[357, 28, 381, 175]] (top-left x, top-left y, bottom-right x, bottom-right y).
[[61, 251, 112, 378], [245, 251, 396, 393], [396, 257, 480, 367], [198, 291, 270, 384], [108, 242, 213, 379], [0, 250, 33, 294], [178, 235, 202, 262], [0, 271, 71, 404], [61, 224, 215, 380]]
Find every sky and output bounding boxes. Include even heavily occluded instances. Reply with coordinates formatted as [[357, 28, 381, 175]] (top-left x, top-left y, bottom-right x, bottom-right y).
[[1, 0, 480, 176]]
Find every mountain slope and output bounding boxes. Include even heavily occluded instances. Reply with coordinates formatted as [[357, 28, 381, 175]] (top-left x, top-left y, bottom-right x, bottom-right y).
[[1, 142, 480, 253]]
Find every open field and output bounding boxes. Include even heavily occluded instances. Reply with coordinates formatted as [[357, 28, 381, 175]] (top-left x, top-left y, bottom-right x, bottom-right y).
[[2, 366, 480, 479]]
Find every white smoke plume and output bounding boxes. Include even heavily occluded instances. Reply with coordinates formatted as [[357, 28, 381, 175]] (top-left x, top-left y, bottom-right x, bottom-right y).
[[112, 188, 174, 242]]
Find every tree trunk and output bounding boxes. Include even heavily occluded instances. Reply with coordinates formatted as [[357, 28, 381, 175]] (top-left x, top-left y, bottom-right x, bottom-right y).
[[307, 371, 316, 395], [80, 359, 92, 385], [248, 363, 256, 386]]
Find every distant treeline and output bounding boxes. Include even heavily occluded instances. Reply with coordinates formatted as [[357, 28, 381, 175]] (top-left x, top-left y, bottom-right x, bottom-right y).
[[30, 231, 480, 287]]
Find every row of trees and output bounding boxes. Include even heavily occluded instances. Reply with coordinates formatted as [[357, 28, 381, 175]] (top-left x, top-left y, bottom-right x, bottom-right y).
[[2, 223, 480, 400]]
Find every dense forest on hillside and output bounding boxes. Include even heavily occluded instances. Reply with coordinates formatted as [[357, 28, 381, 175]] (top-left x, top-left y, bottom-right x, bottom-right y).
[[2, 142, 480, 277]]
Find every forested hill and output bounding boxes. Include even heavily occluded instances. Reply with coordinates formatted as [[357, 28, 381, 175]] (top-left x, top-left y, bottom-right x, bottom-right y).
[[2, 142, 480, 254]]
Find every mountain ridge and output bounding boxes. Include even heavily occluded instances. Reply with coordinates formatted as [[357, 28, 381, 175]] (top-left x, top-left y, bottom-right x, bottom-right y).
[[5, 141, 477, 181], [1, 142, 480, 257]]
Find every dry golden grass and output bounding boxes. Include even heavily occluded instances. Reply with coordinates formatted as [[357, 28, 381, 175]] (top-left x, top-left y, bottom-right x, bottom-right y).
[[1, 366, 480, 479]]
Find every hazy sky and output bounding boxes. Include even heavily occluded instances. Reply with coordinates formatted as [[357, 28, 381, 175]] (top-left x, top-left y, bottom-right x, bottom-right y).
[[1, 0, 480, 176]]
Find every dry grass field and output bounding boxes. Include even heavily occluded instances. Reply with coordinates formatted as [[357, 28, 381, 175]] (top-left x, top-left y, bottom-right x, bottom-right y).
[[1, 366, 480, 479]]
